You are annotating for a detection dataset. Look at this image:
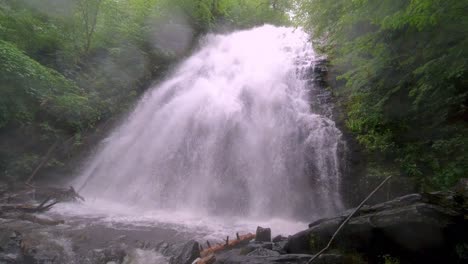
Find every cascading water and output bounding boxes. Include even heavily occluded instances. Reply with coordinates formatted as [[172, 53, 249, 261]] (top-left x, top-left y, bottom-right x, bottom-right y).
[[75, 25, 344, 222]]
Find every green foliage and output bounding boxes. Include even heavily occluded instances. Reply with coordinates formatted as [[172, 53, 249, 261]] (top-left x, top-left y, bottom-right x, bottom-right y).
[[343, 251, 367, 264], [222, 0, 292, 28], [0, 40, 97, 130], [456, 243, 468, 261], [6, 153, 40, 181], [297, 0, 468, 190], [382, 254, 400, 264]]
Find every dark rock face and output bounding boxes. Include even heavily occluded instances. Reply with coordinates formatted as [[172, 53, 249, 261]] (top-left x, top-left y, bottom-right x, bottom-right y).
[[285, 191, 468, 263], [255, 226, 271, 242], [246, 248, 280, 257], [214, 249, 343, 264], [239, 241, 275, 256]]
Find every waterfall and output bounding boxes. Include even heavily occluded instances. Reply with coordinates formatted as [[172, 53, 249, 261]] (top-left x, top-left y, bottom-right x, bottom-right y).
[[75, 25, 344, 220]]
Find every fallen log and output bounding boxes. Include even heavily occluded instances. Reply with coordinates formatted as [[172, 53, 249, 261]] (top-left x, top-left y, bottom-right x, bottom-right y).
[[1, 184, 84, 205], [26, 185, 85, 203], [200, 233, 255, 258], [196, 254, 216, 264], [0, 196, 59, 214]]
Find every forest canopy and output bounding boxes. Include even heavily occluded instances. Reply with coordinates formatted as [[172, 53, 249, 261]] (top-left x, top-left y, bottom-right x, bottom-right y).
[[295, 0, 468, 190]]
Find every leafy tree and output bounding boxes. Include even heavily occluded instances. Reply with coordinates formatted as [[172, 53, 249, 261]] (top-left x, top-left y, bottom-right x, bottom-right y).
[[296, 0, 468, 189]]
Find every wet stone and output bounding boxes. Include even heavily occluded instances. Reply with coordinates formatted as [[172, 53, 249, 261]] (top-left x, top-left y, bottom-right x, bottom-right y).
[[255, 226, 271, 242]]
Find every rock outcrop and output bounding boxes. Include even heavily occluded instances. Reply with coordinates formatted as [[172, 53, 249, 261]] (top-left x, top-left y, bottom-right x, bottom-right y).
[[159, 240, 201, 264], [255, 226, 271, 243], [285, 189, 468, 263]]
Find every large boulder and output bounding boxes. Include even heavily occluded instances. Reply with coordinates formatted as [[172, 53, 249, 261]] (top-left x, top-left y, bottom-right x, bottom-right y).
[[214, 248, 344, 264], [285, 191, 468, 263]]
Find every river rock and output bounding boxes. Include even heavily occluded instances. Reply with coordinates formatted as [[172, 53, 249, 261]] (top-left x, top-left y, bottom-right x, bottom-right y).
[[285, 190, 468, 263], [0, 231, 23, 263], [255, 226, 271, 242], [246, 247, 280, 257], [272, 235, 287, 243], [160, 240, 200, 264], [240, 241, 274, 255], [88, 244, 128, 264]]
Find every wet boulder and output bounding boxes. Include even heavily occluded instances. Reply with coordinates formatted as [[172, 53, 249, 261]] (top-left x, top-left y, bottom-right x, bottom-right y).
[[255, 226, 271, 242], [285, 190, 468, 263], [87, 244, 128, 264], [0, 231, 24, 263], [160, 240, 200, 264], [214, 249, 344, 264], [272, 235, 287, 243], [246, 247, 280, 257]]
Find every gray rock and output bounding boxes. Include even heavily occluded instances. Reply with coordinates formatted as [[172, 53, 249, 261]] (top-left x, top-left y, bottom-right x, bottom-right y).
[[0, 230, 22, 256], [272, 240, 287, 254], [285, 191, 468, 263], [255, 226, 271, 242], [272, 235, 286, 243], [239, 241, 274, 255], [0, 231, 23, 263], [161, 240, 200, 264], [249, 241, 273, 250], [245, 248, 280, 257], [214, 251, 343, 264], [88, 244, 127, 264]]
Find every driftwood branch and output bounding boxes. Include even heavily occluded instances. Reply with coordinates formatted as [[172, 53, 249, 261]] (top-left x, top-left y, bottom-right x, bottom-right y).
[[307, 176, 393, 264], [196, 233, 255, 264], [195, 254, 216, 264]]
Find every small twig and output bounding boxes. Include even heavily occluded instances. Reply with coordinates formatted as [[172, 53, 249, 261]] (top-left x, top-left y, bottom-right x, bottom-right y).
[[307, 176, 392, 264], [36, 196, 52, 210], [69, 186, 85, 201], [40, 200, 60, 211], [25, 182, 36, 189]]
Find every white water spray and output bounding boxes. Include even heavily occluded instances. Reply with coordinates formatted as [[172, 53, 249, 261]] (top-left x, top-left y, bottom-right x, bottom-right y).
[[75, 25, 343, 221]]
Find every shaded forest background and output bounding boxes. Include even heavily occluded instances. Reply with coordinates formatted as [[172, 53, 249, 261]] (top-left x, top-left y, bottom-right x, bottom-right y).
[[0, 0, 466, 195]]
